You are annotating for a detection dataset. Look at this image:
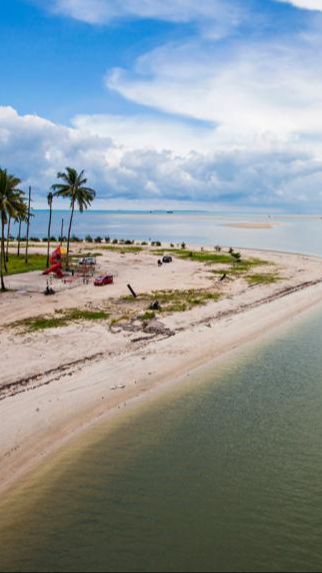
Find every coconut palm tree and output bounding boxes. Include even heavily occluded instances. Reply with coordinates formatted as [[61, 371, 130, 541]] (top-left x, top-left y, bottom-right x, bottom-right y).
[[46, 191, 54, 267], [16, 208, 28, 257], [0, 169, 26, 291], [52, 167, 96, 267]]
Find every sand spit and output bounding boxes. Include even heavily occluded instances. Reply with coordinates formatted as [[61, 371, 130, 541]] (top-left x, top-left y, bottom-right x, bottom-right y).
[[1, 244, 322, 494]]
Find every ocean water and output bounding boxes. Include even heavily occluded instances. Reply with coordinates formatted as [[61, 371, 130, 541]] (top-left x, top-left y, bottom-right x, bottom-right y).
[[1, 306, 322, 572], [11, 209, 322, 256]]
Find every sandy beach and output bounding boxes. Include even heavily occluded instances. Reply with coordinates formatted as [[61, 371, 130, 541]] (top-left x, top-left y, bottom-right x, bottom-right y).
[[1, 243, 322, 494]]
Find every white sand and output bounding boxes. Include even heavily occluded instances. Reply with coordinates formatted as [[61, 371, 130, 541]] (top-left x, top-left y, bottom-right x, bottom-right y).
[[1, 245, 322, 494]]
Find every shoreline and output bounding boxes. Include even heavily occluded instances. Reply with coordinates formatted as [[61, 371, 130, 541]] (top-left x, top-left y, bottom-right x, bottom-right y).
[[1, 265, 322, 497]]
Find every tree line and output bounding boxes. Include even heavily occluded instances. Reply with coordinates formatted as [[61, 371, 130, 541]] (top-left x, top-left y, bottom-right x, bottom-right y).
[[0, 166, 96, 291]]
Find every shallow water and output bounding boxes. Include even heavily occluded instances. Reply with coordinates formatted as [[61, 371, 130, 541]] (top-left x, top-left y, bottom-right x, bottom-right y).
[[12, 209, 322, 256], [1, 307, 322, 572]]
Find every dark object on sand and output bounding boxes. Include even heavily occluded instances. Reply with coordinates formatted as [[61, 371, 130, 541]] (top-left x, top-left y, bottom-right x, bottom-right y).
[[149, 300, 161, 311], [158, 259, 163, 267], [220, 273, 227, 281], [44, 285, 55, 296], [162, 255, 173, 263], [127, 284, 137, 298]]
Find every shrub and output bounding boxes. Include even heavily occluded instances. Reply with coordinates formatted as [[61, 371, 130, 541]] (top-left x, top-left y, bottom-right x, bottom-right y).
[[85, 235, 93, 243], [181, 242, 186, 250], [232, 251, 242, 262], [94, 236, 103, 243], [105, 236, 111, 243], [214, 245, 222, 252], [112, 239, 118, 244]]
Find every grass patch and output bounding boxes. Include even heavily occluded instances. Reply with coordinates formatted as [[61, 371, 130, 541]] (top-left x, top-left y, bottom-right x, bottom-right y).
[[138, 311, 156, 321], [98, 246, 143, 254], [123, 289, 221, 316], [5, 254, 47, 275], [246, 273, 281, 286], [153, 248, 234, 264], [20, 308, 110, 332]]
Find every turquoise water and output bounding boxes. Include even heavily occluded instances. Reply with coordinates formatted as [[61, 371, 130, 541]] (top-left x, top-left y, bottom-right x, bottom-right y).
[[12, 209, 322, 256], [1, 308, 322, 572]]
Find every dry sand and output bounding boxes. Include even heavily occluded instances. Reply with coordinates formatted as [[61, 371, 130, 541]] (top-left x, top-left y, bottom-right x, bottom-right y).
[[1, 243, 322, 494]]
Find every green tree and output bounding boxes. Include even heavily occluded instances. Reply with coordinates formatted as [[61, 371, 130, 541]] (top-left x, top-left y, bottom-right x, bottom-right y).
[[0, 169, 26, 291], [52, 167, 96, 267]]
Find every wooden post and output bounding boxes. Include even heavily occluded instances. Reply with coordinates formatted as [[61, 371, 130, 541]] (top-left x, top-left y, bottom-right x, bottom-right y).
[[127, 284, 137, 298]]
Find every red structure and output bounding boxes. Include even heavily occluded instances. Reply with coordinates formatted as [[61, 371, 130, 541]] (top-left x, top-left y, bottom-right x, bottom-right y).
[[43, 247, 63, 278]]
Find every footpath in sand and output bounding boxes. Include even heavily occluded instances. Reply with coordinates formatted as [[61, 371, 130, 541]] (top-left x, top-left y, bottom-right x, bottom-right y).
[[1, 243, 322, 493]]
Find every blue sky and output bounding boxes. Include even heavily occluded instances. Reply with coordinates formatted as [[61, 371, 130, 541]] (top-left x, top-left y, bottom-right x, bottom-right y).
[[1, 0, 322, 210]]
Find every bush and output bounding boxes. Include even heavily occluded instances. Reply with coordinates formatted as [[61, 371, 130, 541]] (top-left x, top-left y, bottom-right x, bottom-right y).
[[30, 237, 41, 242], [151, 241, 162, 247], [85, 235, 93, 243], [141, 241, 148, 246], [214, 245, 222, 252], [94, 236, 103, 243], [112, 239, 119, 244], [105, 236, 111, 243], [181, 242, 186, 250], [71, 235, 82, 243], [125, 239, 134, 245], [232, 251, 242, 262]]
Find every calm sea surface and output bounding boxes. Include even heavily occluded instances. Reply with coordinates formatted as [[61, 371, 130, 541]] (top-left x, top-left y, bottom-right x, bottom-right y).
[[1, 307, 322, 572], [11, 209, 322, 256]]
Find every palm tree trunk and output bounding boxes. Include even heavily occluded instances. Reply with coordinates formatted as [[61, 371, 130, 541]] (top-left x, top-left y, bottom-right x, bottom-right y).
[[25, 186, 31, 264], [6, 216, 11, 264], [17, 219, 22, 256], [0, 216, 6, 291], [46, 203, 53, 268], [66, 200, 75, 269]]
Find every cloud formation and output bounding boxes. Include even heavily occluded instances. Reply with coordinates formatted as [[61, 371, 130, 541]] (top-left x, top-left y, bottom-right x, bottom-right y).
[[9, 0, 322, 210], [1, 105, 322, 210], [277, 0, 322, 10], [47, 0, 244, 26]]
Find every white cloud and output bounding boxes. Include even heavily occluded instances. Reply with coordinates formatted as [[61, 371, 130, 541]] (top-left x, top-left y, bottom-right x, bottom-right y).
[[36, 0, 247, 39], [277, 0, 322, 11], [1, 105, 322, 210], [106, 35, 322, 142]]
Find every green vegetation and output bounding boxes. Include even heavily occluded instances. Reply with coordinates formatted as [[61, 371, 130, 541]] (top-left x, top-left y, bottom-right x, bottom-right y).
[[138, 311, 156, 321], [152, 248, 235, 264], [123, 289, 221, 316], [99, 245, 143, 254], [5, 254, 47, 275], [246, 273, 281, 286], [52, 167, 96, 267], [19, 308, 110, 332]]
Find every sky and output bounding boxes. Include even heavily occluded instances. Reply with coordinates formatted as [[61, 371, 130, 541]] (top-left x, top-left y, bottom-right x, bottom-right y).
[[1, 0, 322, 211]]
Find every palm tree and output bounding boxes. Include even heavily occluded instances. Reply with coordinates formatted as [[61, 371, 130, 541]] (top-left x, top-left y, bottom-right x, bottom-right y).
[[16, 208, 28, 257], [0, 169, 26, 291], [46, 191, 54, 268], [5, 214, 12, 265], [52, 167, 96, 267]]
